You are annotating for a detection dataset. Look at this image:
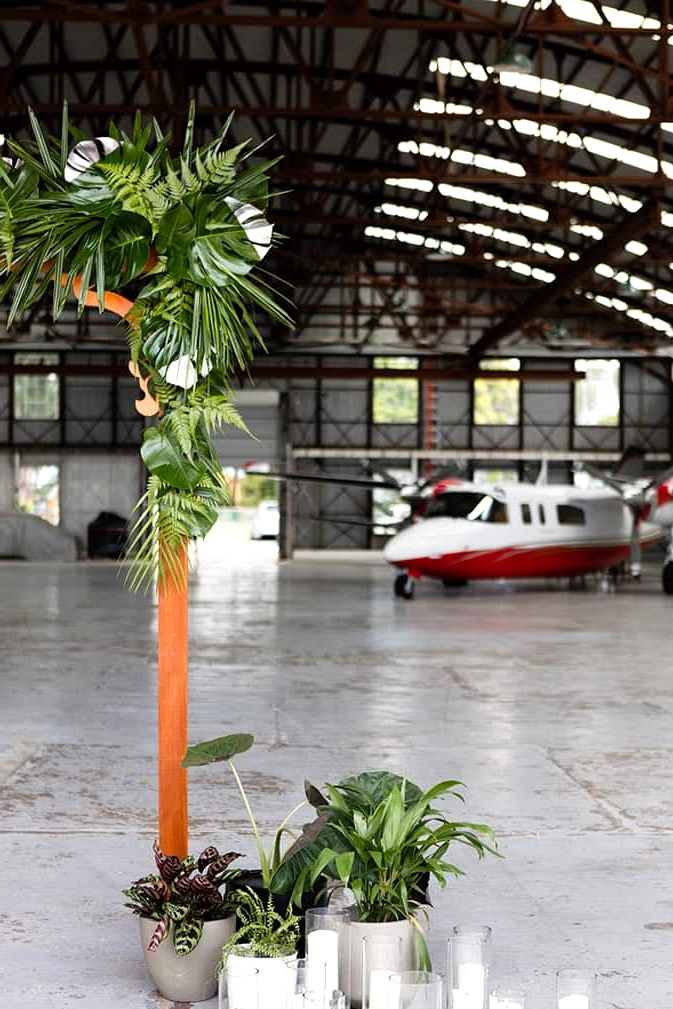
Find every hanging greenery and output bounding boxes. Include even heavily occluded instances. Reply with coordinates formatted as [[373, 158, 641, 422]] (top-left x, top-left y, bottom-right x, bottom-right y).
[[0, 103, 292, 591]]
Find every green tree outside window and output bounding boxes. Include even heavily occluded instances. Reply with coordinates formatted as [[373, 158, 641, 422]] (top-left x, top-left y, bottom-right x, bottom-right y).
[[473, 358, 520, 426], [373, 356, 419, 423]]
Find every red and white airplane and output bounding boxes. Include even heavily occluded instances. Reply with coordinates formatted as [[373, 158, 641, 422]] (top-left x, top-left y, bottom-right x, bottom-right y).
[[245, 451, 673, 598], [383, 462, 673, 599]]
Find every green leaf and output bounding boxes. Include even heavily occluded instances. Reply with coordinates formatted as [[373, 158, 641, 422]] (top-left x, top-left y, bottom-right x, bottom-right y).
[[140, 427, 206, 491], [155, 202, 195, 256], [182, 733, 254, 767]]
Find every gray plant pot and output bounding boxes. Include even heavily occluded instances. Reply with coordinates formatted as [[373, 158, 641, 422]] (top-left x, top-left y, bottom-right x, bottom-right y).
[[139, 915, 236, 1002]]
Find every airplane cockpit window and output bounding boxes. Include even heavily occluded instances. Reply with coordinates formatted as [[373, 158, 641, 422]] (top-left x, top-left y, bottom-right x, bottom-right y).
[[426, 492, 509, 523], [557, 503, 585, 525]]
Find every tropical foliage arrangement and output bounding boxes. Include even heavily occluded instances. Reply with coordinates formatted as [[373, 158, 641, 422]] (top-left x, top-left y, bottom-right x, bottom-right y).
[[123, 840, 242, 955], [273, 770, 499, 966], [0, 102, 292, 590], [219, 887, 301, 962]]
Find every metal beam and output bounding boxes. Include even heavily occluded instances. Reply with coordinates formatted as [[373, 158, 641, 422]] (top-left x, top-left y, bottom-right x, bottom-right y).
[[468, 199, 662, 361]]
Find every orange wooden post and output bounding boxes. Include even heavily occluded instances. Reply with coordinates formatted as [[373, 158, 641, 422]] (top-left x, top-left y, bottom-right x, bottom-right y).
[[64, 276, 190, 856], [157, 540, 189, 858]]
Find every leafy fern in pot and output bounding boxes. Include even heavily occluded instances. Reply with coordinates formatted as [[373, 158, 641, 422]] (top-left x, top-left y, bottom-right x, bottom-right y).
[[219, 887, 301, 963], [123, 840, 242, 956]]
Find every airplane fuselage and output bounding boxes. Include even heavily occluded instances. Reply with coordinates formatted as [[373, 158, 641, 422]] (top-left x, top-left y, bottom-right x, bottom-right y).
[[383, 481, 663, 583]]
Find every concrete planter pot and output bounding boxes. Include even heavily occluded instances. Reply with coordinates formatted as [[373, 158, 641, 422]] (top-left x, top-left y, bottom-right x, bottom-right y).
[[348, 918, 419, 1008], [139, 915, 236, 1002]]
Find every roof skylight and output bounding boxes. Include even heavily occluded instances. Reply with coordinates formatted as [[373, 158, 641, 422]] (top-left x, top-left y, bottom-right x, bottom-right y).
[[398, 139, 526, 177]]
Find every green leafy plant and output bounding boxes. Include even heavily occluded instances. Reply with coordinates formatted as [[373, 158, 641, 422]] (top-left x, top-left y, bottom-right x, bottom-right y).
[[123, 840, 242, 956], [182, 732, 308, 894], [274, 771, 499, 968], [0, 101, 293, 592], [218, 887, 301, 963]]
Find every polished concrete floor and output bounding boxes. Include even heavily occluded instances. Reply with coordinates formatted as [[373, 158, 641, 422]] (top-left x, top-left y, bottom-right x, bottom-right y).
[[2, 522, 673, 1009]]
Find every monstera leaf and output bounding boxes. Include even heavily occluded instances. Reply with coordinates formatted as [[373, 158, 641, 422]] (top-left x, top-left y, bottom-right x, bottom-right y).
[[140, 427, 207, 490]]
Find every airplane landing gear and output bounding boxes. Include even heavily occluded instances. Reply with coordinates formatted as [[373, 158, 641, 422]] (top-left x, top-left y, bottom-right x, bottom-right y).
[[394, 573, 415, 599]]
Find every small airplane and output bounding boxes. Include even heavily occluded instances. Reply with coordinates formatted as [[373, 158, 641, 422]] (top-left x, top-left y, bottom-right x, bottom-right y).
[[383, 452, 673, 599], [245, 450, 673, 599]]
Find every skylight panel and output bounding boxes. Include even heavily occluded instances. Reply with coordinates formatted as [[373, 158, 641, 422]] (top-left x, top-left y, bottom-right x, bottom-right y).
[[365, 225, 465, 256], [654, 289, 673, 306], [553, 181, 643, 214], [625, 240, 648, 256], [532, 242, 565, 259], [377, 203, 429, 222], [416, 98, 471, 116], [385, 178, 434, 193], [438, 183, 548, 221], [571, 224, 604, 240], [432, 56, 649, 120], [430, 58, 488, 82], [399, 140, 526, 177], [459, 222, 530, 247], [480, 0, 660, 32], [504, 73, 648, 120], [494, 259, 556, 283], [585, 291, 673, 335]]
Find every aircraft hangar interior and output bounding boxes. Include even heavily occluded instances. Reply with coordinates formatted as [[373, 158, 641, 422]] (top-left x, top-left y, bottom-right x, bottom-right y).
[[1, 3, 673, 1008]]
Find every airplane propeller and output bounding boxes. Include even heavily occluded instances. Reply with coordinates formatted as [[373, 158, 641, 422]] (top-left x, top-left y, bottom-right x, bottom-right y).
[[575, 450, 673, 576]]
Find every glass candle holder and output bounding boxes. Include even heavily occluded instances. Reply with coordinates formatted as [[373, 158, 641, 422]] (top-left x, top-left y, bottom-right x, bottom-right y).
[[303, 989, 347, 1009], [556, 968, 597, 1009], [361, 932, 403, 1009], [285, 955, 310, 1009], [447, 926, 492, 1009], [305, 906, 352, 995], [489, 982, 528, 1009], [218, 962, 259, 1009], [389, 970, 443, 1009]]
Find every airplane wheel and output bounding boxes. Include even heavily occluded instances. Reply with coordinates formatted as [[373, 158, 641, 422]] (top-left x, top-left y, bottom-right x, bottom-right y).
[[394, 573, 415, 599], [662, 561, 673, 595]]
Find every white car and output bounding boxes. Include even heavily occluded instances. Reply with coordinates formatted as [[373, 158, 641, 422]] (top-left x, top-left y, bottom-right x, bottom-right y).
[[250, 499, 280, 540]]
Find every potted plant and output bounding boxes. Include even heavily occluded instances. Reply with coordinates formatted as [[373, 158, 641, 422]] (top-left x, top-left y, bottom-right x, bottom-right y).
[[218, 886, 302, 1009], [182, 732, 319, 910], [274, 771, 499, 1006], [122, 840, 242, 1002]]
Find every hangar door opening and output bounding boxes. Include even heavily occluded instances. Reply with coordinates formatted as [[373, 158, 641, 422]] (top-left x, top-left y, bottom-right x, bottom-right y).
[[204, 388, 281, 557]]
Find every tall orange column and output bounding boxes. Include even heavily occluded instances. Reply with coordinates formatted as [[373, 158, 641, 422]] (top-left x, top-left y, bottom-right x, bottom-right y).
[[157, 541, 189, 858], [66, 275, 190, 857]]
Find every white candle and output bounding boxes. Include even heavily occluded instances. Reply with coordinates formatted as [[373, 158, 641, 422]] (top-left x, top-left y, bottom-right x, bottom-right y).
[[558, 997, 589, 1009], [452, 961, 486, 1009], [368, 967, 391, 1009], [307, 929, 339, 992]]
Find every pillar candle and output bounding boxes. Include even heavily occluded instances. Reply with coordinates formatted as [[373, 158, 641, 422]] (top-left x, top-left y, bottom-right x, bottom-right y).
[[307, 929, 339, 992]]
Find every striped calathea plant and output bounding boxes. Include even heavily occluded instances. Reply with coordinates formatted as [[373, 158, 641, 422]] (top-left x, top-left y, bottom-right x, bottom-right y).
[[0, 102, 292, 591], [123, 840, 242, 955]]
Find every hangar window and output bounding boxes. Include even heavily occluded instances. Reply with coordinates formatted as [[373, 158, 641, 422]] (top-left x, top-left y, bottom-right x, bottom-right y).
[[373, 356, 419, 423], [473, 358, 520, 425], [14, 353, 60, 420], [557, 504, 585, 525], [17, 463, 60, 525], [574, 358, 619, 426]]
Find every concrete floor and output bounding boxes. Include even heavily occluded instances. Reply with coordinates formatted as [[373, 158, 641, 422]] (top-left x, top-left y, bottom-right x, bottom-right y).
[[1, 523, 673, 1009]]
